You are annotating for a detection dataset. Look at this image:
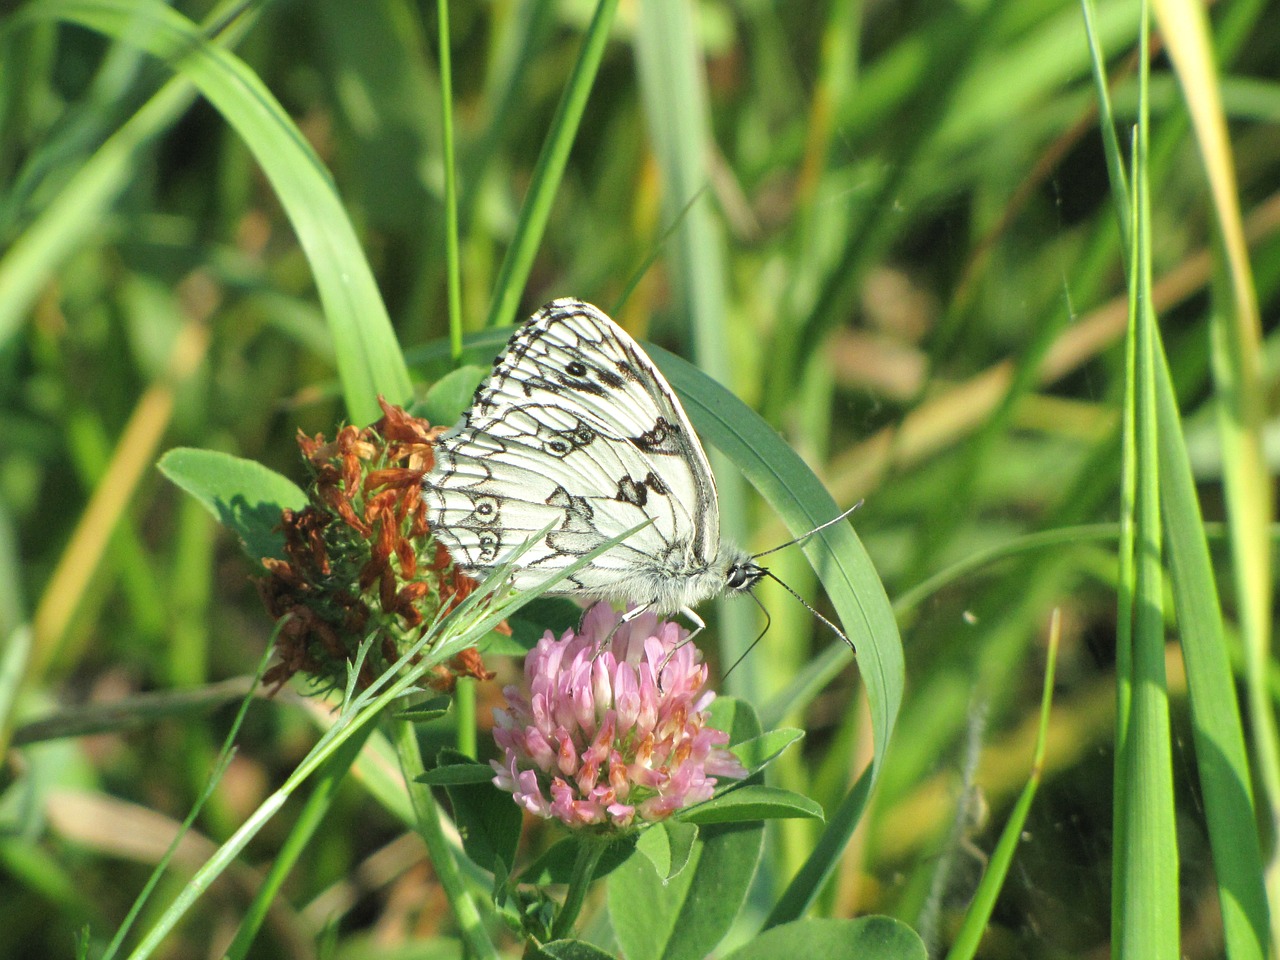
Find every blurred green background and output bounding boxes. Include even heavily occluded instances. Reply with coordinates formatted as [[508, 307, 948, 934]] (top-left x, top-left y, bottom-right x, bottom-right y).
[[1, 0, 1277, 957]]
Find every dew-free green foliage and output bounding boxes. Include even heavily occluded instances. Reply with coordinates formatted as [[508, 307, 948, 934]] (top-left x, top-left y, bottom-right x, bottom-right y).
[[1, 0, 1276, 958]]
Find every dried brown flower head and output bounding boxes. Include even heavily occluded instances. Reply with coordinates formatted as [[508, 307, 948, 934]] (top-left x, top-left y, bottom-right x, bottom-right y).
[[259, 397, 499, 692]]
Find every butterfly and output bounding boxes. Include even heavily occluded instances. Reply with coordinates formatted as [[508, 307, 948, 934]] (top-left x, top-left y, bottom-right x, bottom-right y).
[[423, 298, 850, 640]]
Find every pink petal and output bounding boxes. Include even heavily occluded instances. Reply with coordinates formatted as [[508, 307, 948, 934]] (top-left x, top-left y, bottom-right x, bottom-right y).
[[556, 730, 578, 775], [606, 802, 636, 827], [524, 726, 557, 769]]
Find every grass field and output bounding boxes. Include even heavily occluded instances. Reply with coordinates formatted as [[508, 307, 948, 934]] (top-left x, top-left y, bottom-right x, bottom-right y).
[[1, 0, 1277, 957]]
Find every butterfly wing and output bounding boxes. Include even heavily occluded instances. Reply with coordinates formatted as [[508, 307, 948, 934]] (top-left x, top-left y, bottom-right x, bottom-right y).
[[423, 299, 722, 604]]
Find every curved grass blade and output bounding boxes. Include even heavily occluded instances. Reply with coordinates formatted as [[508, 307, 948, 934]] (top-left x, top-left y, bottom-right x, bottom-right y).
[[649, 344, 902, 777], [648, 346, 901, 923], [0, 0, 247, 349], [17, 0, 412, 423]]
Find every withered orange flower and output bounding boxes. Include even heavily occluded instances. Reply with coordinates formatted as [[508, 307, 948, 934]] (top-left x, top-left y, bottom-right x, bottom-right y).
[[259, 397, 500, 692]]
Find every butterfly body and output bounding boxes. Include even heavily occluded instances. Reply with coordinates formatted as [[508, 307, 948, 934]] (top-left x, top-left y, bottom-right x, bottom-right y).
[[424, 298, 764, 617]]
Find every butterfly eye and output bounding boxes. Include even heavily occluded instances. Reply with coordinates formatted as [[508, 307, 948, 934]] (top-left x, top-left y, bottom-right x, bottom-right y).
[[726, 562, 765, 592]]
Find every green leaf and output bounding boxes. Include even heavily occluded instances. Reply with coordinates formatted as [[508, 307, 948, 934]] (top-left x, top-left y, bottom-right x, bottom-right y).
[[392, 696, 454, 725], [703, 696, 763, 751], [156, 448, 306, 563], [729, 728, 805, 773], [415, 763, 495, 786], [437, 748, 522, 875], [720, 917, 926, 960], [634, 820, 698, 881], [420, 365, 486, 427], [680, 786, 824, 826], [607, 822, 763, 960], [532, 940, 620, 960]]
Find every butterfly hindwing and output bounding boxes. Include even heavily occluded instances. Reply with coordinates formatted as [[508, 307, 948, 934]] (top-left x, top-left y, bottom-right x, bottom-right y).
[[424, 299, 722, 602]]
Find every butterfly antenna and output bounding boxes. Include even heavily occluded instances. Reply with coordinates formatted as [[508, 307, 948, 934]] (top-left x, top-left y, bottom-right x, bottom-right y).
[[722, 589, 772, 681], [751, 500, 864, 561], [761, 569, 855, 652]]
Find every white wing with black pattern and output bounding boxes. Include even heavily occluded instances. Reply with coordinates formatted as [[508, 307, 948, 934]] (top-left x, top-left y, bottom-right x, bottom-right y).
[[423, 298, 760, 615]]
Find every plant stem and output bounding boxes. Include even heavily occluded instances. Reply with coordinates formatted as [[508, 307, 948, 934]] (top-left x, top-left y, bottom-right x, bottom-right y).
[[549, 836, 607, 941], [393, 717, 500, 960], [455, 675, 477, 758], [436, 0, 463, 362]]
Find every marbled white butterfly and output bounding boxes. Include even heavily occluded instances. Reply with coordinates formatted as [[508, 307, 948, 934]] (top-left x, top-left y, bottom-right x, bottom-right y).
[[423, 298, 849, 639]]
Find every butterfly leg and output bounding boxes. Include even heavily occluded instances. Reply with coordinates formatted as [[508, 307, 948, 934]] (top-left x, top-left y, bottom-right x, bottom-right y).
[[677, 606, 705, 644], [615, 601, 704, 642], [618, 602, 654, 624], [650, 606, 707, 678], [588, 601, 654, 654]]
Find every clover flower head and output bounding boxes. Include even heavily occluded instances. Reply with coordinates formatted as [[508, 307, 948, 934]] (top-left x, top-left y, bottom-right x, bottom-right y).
[[257, 397, 497, 691], [491, 603, 747, 829]]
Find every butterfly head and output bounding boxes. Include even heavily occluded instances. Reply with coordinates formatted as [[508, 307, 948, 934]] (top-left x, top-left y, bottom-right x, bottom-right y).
[[725, 559, 767, 595]]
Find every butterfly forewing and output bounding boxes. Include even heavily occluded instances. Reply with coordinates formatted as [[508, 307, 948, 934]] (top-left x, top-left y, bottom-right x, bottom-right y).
[[424, 299, 722, 603]]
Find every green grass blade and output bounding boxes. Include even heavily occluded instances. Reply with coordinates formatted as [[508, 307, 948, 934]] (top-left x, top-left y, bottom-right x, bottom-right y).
[[1155, 0, 1280, 942], [1112, 116, 1140, 960], [764, 765, 873, 927], [17, 0, 412, 423], [101, 645, 274, 960], [222, 725, 375, 960], [483, 0, 620, 329], [391, 717, 499, 960], [1080, 0, 1131, 238], [1154, 335, 1269, 959], [634, 0, 758, 703], [944, 612, 1061, 960], [0, 626, 32, 759], [658, 344, 898, 924], [1116, 38, 1180, 952], [1085, 3, 1269, 952], [436, 0, 463, 361]]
